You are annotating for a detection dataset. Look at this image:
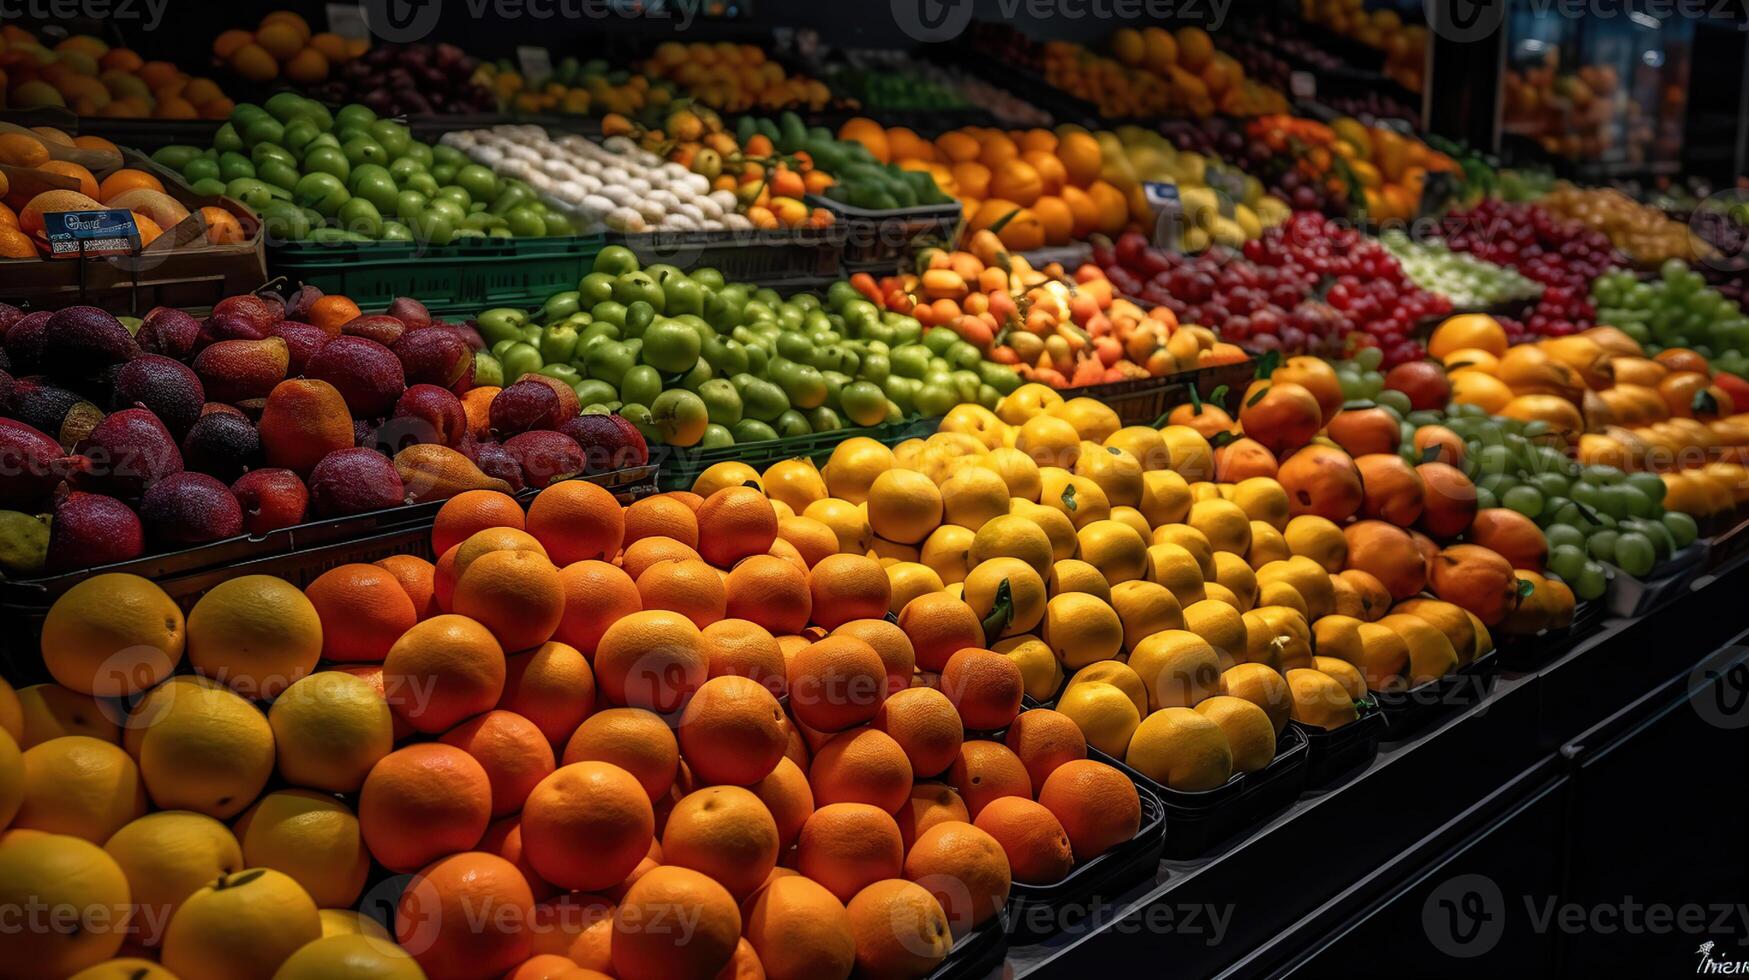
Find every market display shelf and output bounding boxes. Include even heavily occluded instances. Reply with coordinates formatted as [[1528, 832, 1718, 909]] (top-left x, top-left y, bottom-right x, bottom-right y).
[[267, 234, 607, 319], [1001, 550, 1749, 978], [805, 194, 962, 275]]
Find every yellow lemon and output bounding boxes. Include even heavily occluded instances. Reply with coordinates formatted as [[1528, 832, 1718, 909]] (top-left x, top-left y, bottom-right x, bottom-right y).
[[1128, 629, 1222, 711], [1016, 414, 1081, 469], [822, 437, 895, 504], [919, 523, 976, 585], [1150, 524, 1215, 577], [969, 514, 1054, 578], [0, 833, 131, 975], [41, 573, 185, 698], [1255, 580, 1308, 620], [1218, 662, 1292, 734], [1104, 426, 1170, 471], [267, 671, 393, 794], [1378, 613, 1459, 686], [1124, 707, 1233, 791], [160, 868, 323, 980], [187, 575, 322, 699], [867, 468, 944, 545], [994, 636, 1064, 702], [1313, 656, 1368, 700], [67, 959, 178, 979], [1194, 696, 1276, 773], [1011, 499, 1077, 560], [762, 458, 828, 514], [1107, 505, 1153, 541], [962, 557, 1047, 637], [1108, 580, 1184, 652], [1158, 425, 1214, 481], [940, 402, 1007, 449], [15, 736, 146, 842], [1392, 598, 1481, 667], [1042, 592, 1124, 669], [996, 382, 1064, 425], [868, 536, 919, 564], [1354, 621, 1411, 691], [1038, 468, 1111, 529], [1051, 397, 1121, 443], [887, 562, 946, 615], [979, 446, 1042, 501], [804, 497, 874, 554], [1055, 681, 1140, 757], [1144, 543, 1207, 606], [1188, 498, 1250, 555], [1182, 598, 1246, 664], [1283, 514, 1347, 571], [1210, 552, 1257, 609], [1139, 470, 1193, 527], [1230, 477, 1290, 531], [130, 681, 275, 820], [1074, 441, 1143, 507], [15, 684, 120, 748], [940, 466, 1011, 531], [1075, 519, 1149, 585], [318, 909, 392, 939], [104, 811, 243, 943], [272, 933, 424, 980], [234, 790, 369, 908], [1247, 521, 1290, 568], [1049, 559, 1112, 602], [1285, 668, 1359, 731], [692, 461, 762, 497]]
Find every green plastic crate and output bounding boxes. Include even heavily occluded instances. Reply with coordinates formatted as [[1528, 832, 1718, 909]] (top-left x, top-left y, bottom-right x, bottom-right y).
[[267, 234, 605, 318], [655, 417, 940, 492]]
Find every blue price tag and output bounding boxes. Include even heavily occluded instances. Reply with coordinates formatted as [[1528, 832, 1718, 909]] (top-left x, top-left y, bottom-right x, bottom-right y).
[[42, 209, 140, 259]]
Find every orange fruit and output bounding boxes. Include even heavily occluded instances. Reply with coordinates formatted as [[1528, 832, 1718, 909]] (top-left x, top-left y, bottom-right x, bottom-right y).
[[304, 563, 417, 662], [499, 641, 595, 745], [0, 226, 35, 259], [797, 802, 904, 902], [741, 873, 856, 980], [593, 610, 708, 714], [902, 821, 1011, 935], [635, 557, 726, 628], [871, 687, 963, 778], [724, 554, 811, 634], [701, 619, 787, 697], [622, 495, 699, 549], [39, 160, 98, 199], [308, 295, 361, 336], [0, 832, 131, 974], [439, 710, 556, 817], [0, 133, 50, 168], [454, 549, 565, 652], [450, 527, 549, 595], [41, 572, 184, 697], [777, 515, 840, 568], [786, 635, 888, 733], [1003, 708, 1088, 789], [946, 740, 1031, 819], [233, 789, 370, 908], [1037, 759, 1140, 862], [677, 675, 786, 786], [554, 560, 641, 655], [620, 536, 702, 580], [396, 852, 535, 980], [1032, 195, 1074, 244], [358, 743, 492, 872], [382, 614, 506, 734], [1057, 131, 1103, 187], [96, 167, 163, 202], [523, 761, 654, 892], [846, 878, 952, 978], [612, 866, 742, 980], [940, 647, 1023, 731], [660, 785, 779, 899], [809, 554, 893, 630], [974, 796, 1075, 884], [897, 782, 969, 850], [896, 591, 982, 672], [15, 735, 145, 842], [750, 755, 814, 849], [527, 481, 625, 565], [433, 489, 525, 555], [695, 486, 778, 568], [479, 815, 554, 902], [832, 618, 917, 697], [375, 554, 440, 619], [561, 707, 679, 801], [809, 728, 912, 814], [229, 42, 278, 82]]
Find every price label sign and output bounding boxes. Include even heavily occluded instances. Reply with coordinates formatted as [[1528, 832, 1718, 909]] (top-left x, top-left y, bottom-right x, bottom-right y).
[[42, 210, 140, 259], [1289, 71, 1317, 100], [1143, 181, 1184, 251], [327, 4, 369, 41], [517, 46, 553, 83]]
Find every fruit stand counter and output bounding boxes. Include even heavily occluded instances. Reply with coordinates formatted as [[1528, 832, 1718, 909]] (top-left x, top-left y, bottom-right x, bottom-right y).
[[1002, 540, 1749, 978]]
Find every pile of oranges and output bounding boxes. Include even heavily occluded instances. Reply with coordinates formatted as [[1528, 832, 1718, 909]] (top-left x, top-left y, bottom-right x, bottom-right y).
[[1107, 26, 1289, 119], [6, 476, 1148, 979], [835, 119, 1141, 248], [848, 234, 1249, 388], [639, 41, 833, 114], [0, 26, 233, 119], [0, 130, 243, 259], [212, 11, 366, 85]]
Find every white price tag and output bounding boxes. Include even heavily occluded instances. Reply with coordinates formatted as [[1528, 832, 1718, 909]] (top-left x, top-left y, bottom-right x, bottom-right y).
[[1290, 71, 1316, 100], [326, 4, 369, 41], [517, 46, 554, 82]]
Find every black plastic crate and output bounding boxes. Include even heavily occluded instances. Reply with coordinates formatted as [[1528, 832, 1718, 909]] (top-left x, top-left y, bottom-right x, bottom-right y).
[[1143, 724, 1310, 859], [1496, 599, 1604, 672], [1372, 649, 1501, 739], [1004, 767, 1165, 941], [1293, 699, 1387, 788], [928, 915, 1009, 980], [804, 194, 960, 275]]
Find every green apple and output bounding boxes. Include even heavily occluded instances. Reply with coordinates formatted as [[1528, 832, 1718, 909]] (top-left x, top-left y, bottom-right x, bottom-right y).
[[619, 365, 662, 407], [293, 172, 350, 217], [337, 198, 382, 238], [649, 389, 708, 446], [641, 319, 701, 373], [593, 245, 640, 276], [697, 378, 742, 426], [225, 178, 275, 211]]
